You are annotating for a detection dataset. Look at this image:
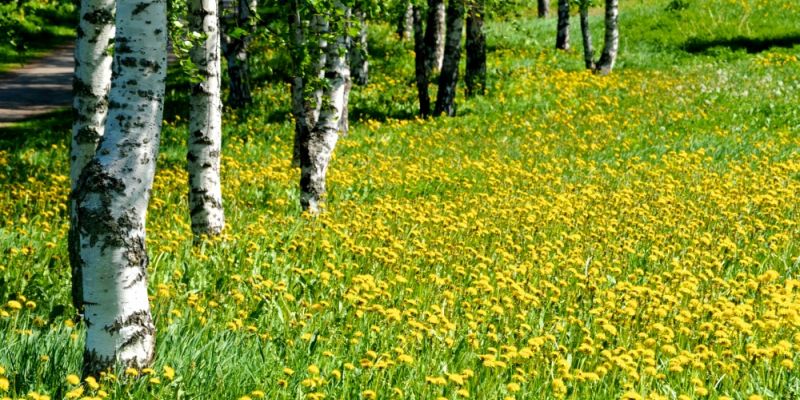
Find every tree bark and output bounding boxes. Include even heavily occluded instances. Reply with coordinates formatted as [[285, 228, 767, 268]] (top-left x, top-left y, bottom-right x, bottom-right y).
[[434, 0, 465, 117], [75, 0, 166, 375], [220, 0, 255, 108], [340, 7, 354, 135], [350, 8, 368, 86], [290, 10, 325, 167], [288, 0, 306, 167], [423, 0, 445, 74], [556, 0, 570, 50], [70, 0, 115, 315], [299, 5, 348, 213], [188, 0, 224, 237], [579, 3, 594, 70], [538, 0, 549, 18], [465, 0, 486, 97], [595, 0, 619, 75], [396, 1, 413, 40], [412, 5, 430, 117]]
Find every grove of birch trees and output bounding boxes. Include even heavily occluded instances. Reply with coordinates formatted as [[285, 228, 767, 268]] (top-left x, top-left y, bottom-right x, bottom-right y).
[[67, 0, 619, 374]]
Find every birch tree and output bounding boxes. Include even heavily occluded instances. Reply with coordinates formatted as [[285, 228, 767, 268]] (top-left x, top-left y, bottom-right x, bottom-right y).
[[424, 0, 445, 73], [434, 0, 465, 116], [69, 0, 115, 313], [465, 0, 486, 97], [188, 0, 224, 236], [556, 0, 569, 50], [350, 7, 368, 86], [74, 0, 167, 374], [579, 0, 594, 69], [289, 6, 324, 167], [340, 7, 354, 135], [594, 0, 618, 75], [298, 3, 349, 213], [396, 0, 413, 40]]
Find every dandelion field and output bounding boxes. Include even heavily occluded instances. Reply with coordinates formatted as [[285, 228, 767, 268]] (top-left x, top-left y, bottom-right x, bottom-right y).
[[1, 0, 800, 399]]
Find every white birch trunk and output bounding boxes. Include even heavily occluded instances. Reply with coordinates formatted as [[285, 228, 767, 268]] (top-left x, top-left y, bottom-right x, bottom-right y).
[[433, 0, 445, 71], [299, 6, 348, 213], [580, 4, 595, 70], [75, 0, 167, 375], [188, 0, 224, 236], [397, 2, 413, 40], [595, 0, 619, 75], [70, 0, 115, 313], [291, 12, 326, 167]]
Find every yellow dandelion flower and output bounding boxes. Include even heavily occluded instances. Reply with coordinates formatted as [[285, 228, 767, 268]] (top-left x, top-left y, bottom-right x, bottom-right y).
[[85, 376, 99, 390], [66, 374, 80, 385], [163, 365, 175, 381], [65, 386, 84, 399]]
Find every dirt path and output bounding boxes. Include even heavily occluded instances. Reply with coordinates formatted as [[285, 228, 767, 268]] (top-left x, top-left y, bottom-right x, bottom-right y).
[[0, 45, 74, 124]]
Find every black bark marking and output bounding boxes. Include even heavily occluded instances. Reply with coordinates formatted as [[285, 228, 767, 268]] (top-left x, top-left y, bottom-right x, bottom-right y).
[[105, 310, 155, 335], [74, 126, 103, 145], [132, 2, 152, 15], [83, 8, 114, 25], [120, 57, 138, 67], [138, 58, 161, 73]]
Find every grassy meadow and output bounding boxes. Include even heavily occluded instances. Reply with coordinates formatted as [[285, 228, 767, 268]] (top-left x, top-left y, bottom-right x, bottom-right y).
[[1, 0, 800, 399]]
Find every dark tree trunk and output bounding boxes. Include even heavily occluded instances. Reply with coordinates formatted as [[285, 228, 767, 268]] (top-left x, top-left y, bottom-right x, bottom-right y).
[[579, 4, 594, 70], [220, 0, 254, 108], [465, 0, 486, 97], [538, 0, 549, 18], [423, 0, 445, 75], [595, 0, 619, 75], [556, 0, 570, 50], [412, 5, 430, 117], [288, 0, 307, 167], [434, 0, 465, 116]]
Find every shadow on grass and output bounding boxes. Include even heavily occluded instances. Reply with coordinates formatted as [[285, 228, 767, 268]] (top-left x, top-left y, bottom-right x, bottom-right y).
[[0, 108, 70, 151], [682, 34, 800, 54]]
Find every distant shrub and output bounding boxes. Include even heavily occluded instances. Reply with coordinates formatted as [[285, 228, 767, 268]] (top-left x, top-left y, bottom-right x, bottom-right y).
[[665, 0, 690, 11]]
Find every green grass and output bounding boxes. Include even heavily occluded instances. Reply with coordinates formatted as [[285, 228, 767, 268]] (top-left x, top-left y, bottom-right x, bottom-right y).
[[1, 0, 800, 399]]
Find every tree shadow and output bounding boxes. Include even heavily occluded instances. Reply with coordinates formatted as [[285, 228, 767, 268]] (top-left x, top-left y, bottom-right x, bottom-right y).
[[682, 34, 800, 54], [0, 108, 70, 151], [349, 105, 417, 123]]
